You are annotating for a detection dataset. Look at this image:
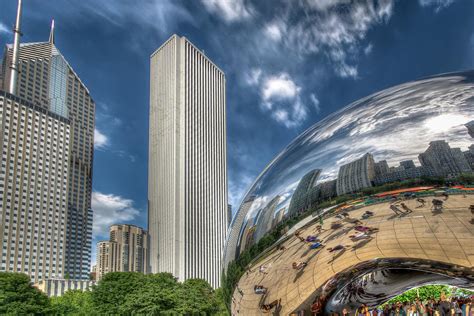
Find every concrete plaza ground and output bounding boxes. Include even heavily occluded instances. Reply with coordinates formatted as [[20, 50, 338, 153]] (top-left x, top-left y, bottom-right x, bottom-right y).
[[232, 194, 474, 315]]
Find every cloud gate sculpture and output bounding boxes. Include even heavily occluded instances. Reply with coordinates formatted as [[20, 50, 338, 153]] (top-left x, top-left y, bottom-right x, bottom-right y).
[[224, 71, 474, 315]]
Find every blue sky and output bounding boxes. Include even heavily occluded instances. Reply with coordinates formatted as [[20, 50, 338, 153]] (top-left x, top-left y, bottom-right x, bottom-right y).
[[0, 0, 473, 266]]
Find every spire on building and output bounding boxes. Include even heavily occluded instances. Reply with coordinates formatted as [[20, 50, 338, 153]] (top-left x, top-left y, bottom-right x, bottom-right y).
[[49, 19, 55, 44]]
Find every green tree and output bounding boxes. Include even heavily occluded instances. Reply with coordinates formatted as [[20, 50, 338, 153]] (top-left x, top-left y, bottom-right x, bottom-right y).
[[0, 272, 50, 315], [213, 287, 230, 315], [387, 285, 451, 304], [50, 290, 97, 315], [175, 279, 221, 314], [91, 272, 146, 315], [118, 273, 180, 314]]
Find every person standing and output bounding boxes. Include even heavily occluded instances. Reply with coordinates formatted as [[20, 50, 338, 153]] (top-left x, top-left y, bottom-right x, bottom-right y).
[[461, 298, 471, 316], [438, 294, 451, 316], [390, 302, 407, 316]]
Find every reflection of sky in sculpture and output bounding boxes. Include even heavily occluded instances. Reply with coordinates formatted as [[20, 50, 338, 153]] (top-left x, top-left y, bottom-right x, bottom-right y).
[[225, 71, 474, 263]]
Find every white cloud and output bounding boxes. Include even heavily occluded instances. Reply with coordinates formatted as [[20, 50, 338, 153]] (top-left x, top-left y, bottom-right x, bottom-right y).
[[273, 0, 394, 78], [335, 62, 359, 78], [0, 22, 10, 35], [94, 128, 109, 149], [364, 43, 373, 55], [310, 93, 321, 113], [245, 68, 262, 86], [264, 22, 284, 42], [257, 72, 309, 128], [65, 1, 193, 42], [418, 0, 455, 11], [306, 0, 352, 11], [201, 0, 251, 22], [92, 192, 140, 238], [262, 73, 300, 102]]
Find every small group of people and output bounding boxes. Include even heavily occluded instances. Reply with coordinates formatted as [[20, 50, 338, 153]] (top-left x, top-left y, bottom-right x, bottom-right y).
[[346, 296, 472, 316], [292, 261, 308, 270], [390, 203, 412, 215], [432, 199, 444, 212], [260, 298, 282, 313], [294, 230, 325, 250]]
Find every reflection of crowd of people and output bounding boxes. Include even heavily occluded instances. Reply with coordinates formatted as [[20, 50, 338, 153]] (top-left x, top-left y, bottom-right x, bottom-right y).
[[329, 295, 473, 316]]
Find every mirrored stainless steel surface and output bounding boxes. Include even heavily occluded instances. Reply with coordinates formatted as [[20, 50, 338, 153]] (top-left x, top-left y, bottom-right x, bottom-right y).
[[224, 71, 474, 266]]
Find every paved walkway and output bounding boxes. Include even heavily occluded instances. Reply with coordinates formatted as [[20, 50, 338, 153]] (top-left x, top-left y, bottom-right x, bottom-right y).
[[231, 195, 474, 315]]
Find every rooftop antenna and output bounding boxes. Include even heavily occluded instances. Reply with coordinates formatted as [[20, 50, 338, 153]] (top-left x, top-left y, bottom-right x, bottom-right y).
[[9, 0, 23, 94], [49, 19, 55, 44]]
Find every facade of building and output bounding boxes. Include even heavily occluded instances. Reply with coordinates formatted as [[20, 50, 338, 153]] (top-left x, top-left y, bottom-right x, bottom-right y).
[[96, 224, 149, 280], [466, 120, 474, 138], [0, 91, 70, 282], [109, 224, 149, 274], [254, 195, 280, 241], [96, 240, 118, 281], [373, 166, 436, 186], [148, 35, 228, 288], [419, 140, 472, 177], [288, 169, 321, 217], [374, 160, 389, 177], [224, 195, 255, 266], [35, 279, 95, 297], [336, 153, 375, 195], [464, 145, 474, 170], [399, 160, 416, 170], [0, 31, 95, 280]]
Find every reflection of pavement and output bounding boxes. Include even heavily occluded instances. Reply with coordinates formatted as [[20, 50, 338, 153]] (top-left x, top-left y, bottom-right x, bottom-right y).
[[232, 195, 474, 315]]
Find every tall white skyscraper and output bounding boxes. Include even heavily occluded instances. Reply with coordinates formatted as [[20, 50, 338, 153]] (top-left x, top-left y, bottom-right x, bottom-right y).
[[148, 35, 228, 287]]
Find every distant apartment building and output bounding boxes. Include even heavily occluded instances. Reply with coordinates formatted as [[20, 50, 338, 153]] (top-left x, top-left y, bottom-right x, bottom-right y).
[[228, 204, 232, 228], [90, 264, 97, 281], [336, 153, 375, 195], [373, 165, 436, 186], [466, 120, 474, 138], [35, 279, 95, 297], [400, 160, 416, 170], [0, 26, 95, 280], [464, 145, 474, 170], [419, 140, 472, 177], [96, 241, 117, 281], [96, 224, 149, 281], [288, 169, 321, 217], [254, 195, 280, 240], [0, 91, 70, 282], [374, 160, 389, 177], [224, 195, 255, 266]]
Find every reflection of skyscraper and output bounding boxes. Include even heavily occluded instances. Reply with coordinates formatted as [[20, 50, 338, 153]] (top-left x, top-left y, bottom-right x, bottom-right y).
[[400, 160, 416, 170], [288, 169, 321, 217], [419, 140, 472, 177], [224, 195, 255, 266], [227, 204, 232, 228], [374, 160, 389, 177], [336, 153, 375, 195], [464, 145, 474, 170], [272, 208, 286, 228], [148, 35, 228, 287], [1, 24, 95, 280], [466, 120, 474, 138], [255, 195, 281, 240], [240, 224, 256, 254]]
